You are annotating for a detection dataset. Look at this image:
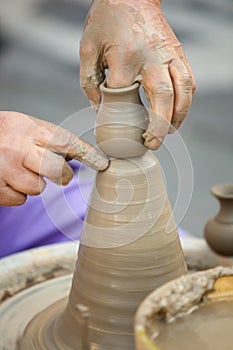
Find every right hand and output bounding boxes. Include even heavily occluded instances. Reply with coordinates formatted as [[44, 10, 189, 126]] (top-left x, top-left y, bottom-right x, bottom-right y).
[[0, 111, 109, 206], [80, 0, 196, 150]]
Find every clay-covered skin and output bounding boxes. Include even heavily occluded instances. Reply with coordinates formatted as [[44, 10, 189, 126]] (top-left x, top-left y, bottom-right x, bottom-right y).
[[0, 111, 109, 206], [80, 0, 196, 150]]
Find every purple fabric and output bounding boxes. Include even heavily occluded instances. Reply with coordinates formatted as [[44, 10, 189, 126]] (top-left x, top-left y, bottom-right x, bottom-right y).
[[0, 161, 93, 258]]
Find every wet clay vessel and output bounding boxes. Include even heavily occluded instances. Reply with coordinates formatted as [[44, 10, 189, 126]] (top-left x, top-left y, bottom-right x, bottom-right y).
[[135, 266, 233, 350], [0, 240, 232, 349], [16, 83, 187, 349], [204, 183, 233, 256]]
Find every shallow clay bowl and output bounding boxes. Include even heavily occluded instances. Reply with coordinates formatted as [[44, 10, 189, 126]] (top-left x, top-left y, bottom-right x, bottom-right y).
[[134, 266, 233, 350]]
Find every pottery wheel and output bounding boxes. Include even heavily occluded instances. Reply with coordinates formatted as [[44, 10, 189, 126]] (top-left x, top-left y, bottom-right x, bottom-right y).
[[0, 241, 232, 350], [0, 275, 71, 350]]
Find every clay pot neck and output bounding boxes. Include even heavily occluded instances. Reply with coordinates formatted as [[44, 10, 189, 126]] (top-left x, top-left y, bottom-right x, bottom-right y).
[[216, 199, 233, 223], [95, 82, 148, 158], [211, 184, 233, 223], [100, 82, 142, 105]]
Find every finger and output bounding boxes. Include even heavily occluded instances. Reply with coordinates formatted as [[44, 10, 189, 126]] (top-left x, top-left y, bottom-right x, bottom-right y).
[[174, 45, 196, 94], [6, 166, 46, 196], [168, 59, 193, 132], [80, 39, 105, 108], [65, 136, 110, 172], [106, 49, 138, 88], [23, 145, 74, 186], [0, 185, 27, 206], [30, 120, 109, 171], [42, 127, 109, 171], [141, 64, 174, 150], [159, 19, 196, 95]]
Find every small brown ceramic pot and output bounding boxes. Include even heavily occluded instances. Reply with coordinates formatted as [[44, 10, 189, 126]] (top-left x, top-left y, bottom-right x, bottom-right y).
[[204, 183, 233, 256], [134, 266, 233, 350]]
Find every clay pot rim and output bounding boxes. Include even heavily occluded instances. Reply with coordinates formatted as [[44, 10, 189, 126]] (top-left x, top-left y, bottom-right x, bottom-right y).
[[211, 183, 233, 199], [134, 266, 233, 344], [100, 81, 140, 94]]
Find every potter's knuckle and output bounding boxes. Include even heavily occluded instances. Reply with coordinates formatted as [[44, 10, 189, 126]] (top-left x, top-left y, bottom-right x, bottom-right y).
[[30, 188, 41, 196], [35, 125, 50, 140], [80, 79, 89, 91], [156, 83, 174, 97], [81, 77, 95, 90], [21, 150, 28, 165], [174, 110, 187, 121], [81, 73, 100, 90], [16, 195, 27, 206], [22, 148, 33, 166], [69, 135, 82, 153], [42, 159, 61, 181], [50, 159, 62, 175], [182, 74, 192, 90], [38, 126, 48, 135], [62, 171, 73, 186], [31, 181, 46, 195], [185, 73, 192, 85], [79, 39, 92, 56], [56, 129, 73, 150]]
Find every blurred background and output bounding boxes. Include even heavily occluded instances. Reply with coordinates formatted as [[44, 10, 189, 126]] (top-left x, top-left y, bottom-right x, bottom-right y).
[[0, 0, 232, 237]]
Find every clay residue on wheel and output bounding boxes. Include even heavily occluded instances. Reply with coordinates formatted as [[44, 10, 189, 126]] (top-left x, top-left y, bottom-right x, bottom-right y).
[[135, 266, 233, 340], [0, 242, 76, 303]]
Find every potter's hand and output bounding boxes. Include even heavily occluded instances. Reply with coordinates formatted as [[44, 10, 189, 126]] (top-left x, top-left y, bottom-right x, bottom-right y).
[[80, 0, 196, 149], [0, 112, 109, 206]]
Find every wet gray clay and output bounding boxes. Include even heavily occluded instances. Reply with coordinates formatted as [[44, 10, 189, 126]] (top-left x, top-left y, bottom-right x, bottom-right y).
[[18, 82, 187, 349]]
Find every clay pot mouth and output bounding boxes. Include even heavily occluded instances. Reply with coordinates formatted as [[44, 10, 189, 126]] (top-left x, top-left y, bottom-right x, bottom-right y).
[[100, 81, 140, 94], [211, 183, 233, 199]]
